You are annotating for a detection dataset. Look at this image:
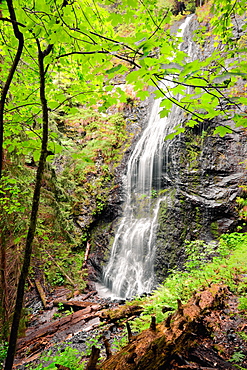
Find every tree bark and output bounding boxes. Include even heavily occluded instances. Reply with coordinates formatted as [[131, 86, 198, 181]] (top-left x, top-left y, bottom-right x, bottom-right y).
[[99, 284, 229, 370], [4, 39, 52, 370], [0, 231, 9, 339]]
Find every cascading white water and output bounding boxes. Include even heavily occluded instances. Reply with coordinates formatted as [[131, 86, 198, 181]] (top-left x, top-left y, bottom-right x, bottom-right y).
[[102, 15, 194, 298]]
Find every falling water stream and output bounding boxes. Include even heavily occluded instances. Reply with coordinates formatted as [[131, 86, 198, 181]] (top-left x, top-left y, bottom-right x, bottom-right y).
[[101, 15, 195, 298]]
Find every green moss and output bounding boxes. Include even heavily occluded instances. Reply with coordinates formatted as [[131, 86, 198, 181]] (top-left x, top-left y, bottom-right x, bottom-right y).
[[58, 108, 130, 227], [210, 221, 219, 237]]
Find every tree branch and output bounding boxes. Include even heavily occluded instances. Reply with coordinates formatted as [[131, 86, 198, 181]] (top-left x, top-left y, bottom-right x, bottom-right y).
[[57, 50, 109, 58], [89, 31, 143, 56], [4, 102, 41, 113], [0, 17, 25, 27], [148, 10, 169, 40], [152, 78, 239, 134]]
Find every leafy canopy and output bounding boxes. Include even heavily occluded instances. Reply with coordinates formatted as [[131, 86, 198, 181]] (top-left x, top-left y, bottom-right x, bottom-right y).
[[1, 0, 247, 160]]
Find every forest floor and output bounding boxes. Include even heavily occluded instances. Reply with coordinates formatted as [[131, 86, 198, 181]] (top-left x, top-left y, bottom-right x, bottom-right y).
[[14, 278, 247, 370]]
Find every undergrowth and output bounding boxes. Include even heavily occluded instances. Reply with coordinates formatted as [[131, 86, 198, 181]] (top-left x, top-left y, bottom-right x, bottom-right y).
[[18, 231, 247, 370], [131, 232, 247, 332], [25, 346, 86, 370]]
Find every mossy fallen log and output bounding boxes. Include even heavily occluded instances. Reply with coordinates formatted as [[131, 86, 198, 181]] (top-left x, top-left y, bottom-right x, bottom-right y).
[[99, 304, 143, 323], [53, 300, 98, 310], [99, 284, 233, 370]]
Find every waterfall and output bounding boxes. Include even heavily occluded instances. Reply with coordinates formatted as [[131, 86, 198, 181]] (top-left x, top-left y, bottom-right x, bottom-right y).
[[102, 15, 195, 299]]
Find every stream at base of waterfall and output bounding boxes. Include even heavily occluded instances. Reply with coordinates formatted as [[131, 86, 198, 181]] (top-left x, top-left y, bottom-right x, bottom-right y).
[[100, 15, 195, 299]]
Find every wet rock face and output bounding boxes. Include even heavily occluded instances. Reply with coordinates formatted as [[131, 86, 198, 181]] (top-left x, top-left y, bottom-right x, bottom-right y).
[[155, 120, 247, 283], [87, 97, 153, 282], [154, 14, 247, 284]]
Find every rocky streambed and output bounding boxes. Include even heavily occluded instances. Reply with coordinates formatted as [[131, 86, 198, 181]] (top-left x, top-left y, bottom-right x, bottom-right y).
[[14, 284, 142, 369], [15, 280, 247, 370]]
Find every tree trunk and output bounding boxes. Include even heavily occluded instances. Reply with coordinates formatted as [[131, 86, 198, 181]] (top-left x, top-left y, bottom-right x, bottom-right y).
[[0, 231, 9, 339], [4, 38, 53, 370]]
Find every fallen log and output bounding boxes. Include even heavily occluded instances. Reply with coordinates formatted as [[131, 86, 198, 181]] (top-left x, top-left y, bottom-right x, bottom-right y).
[[99, 304, 143, 323], [188, 345, 236, 369], [99, 284, 232, 370], [53, 300, 97, 311], [81, 291, 98, 300], [16, 304, 102, 357]]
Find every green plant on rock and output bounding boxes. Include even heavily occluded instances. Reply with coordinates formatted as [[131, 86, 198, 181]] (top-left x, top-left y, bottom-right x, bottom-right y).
[[184, 239, 217, 271], [42, 245, 86, 290], [238, 295, 247, 312], [111, 329, 128, 352], [85, 335, 101, 356], [28, 346, 85, 370], [236, 185, 247, 221], [151, 189, 158, 199], [50, 272, 65, 286], [56, 108, 129, 227], [229, 351, 245, 364], [237, 331, 247, 342], [130, 232, 247, 335]]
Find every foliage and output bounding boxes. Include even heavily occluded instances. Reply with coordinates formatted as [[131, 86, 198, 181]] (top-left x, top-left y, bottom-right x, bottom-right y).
[[236, 185, 247, 221], [229, 351, 246, 364], [58, 108, 129, 224], [0, 341, 8, 367], [196, 1, 213, 23], [111, 331, 128, 352], [27, 346, 85, 370], [131, 232, 247, 333], [0, 0, 246, 169], [53, 303, 73, 319], [1, 0, 247, 363], [237, 331, 247, 343], [85, 336, 101, 356], [238, 293, 247, 312], [183, 239, 217, 270], [151, 189, 158, 199]]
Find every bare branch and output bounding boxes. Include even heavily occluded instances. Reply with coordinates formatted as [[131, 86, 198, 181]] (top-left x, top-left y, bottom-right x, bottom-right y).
[[4, 102, 41, 113], [0, 17, 25, 27], [89, 31, 143, 56]]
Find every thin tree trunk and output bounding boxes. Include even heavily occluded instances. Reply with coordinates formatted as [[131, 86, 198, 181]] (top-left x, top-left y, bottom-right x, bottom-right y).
[[4, 39, 53, 370], [0, 0, 24, 179], [0, 231, 9, 339]]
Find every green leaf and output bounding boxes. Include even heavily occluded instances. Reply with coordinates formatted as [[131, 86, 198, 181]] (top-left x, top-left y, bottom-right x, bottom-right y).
[[159, 108, 169, 118], [106, 64, 122, 75], [33, 150, 40, 162], [238, 97, 247, 105], [213, 126, 232, 137], [165, 131, 177, 140], [136, 90, 149, 100]]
